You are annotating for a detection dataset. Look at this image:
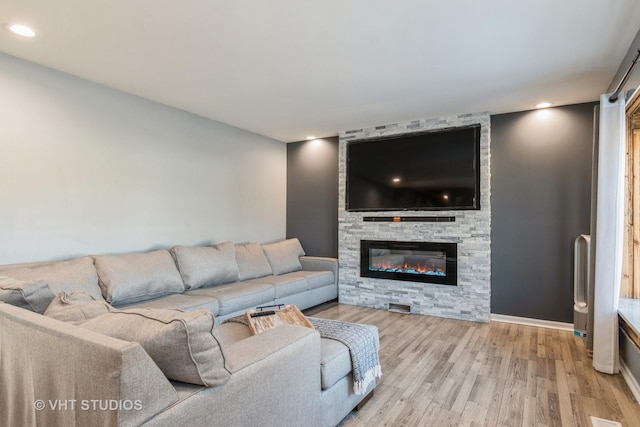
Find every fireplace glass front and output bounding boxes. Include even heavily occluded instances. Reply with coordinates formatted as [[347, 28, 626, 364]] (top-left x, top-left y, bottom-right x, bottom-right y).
[[360, 240, 457, 285]]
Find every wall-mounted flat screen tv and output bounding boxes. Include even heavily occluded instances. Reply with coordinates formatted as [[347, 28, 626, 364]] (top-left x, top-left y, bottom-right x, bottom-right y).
[[346, 124, 481, 211]]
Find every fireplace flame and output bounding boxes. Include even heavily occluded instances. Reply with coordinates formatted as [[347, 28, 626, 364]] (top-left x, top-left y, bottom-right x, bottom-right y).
[[371, 260, 445, 276]]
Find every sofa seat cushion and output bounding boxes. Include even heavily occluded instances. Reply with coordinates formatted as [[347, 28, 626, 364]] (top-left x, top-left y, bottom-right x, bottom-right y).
[[44, 291, 113, 324], [171, 381, 206, 402], [93, 250, 185, 305], [0, 276, 55, 313], [115, 294, 219, 316], [212, 321, 253, 349], [0, 257, 103, 300], [80, 308, 230, 387], [285, 271, 334, 290], [170, 242, 239, 289], [214, 317, 363, 391], [186, 282, 275, 316], [246, 275, 308, 298], [320, 337, 352, 390]]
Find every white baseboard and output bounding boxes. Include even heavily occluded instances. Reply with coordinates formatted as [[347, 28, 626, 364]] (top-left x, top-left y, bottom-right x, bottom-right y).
[[620, 358, 640, 405], [490, 313, 574, 332]]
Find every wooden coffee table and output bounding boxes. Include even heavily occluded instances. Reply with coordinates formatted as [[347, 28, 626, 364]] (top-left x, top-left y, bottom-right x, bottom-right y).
[[245, 304, 314, 335]]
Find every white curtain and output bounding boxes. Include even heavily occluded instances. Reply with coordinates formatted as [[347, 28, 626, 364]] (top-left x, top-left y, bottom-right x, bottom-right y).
[[592, 93, 626, 374]]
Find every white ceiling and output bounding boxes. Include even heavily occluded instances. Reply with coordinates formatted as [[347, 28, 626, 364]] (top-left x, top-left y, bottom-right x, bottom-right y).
[[1, 1, 640, 142]]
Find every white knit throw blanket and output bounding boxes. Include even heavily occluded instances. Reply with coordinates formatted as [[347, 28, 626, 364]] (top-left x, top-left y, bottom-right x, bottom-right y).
[[225, 315, 382, 395], [308, 317, 382, 395]]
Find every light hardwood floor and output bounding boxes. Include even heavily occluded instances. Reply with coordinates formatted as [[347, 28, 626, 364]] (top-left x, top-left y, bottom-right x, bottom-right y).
[[308, 304, 640, 427]]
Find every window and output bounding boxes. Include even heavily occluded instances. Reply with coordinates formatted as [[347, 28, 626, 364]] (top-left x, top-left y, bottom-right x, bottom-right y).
[[622, 89, 640, 299]]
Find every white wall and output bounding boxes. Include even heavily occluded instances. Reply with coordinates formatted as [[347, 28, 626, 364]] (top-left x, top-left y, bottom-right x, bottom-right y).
[[0, 53, 286, 264]]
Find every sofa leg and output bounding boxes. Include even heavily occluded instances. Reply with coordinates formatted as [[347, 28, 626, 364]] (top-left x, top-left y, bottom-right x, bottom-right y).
[[354, 390, 374, 411]]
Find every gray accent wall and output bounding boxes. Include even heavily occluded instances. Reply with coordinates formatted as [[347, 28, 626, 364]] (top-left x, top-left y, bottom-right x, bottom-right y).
[[286, 137, 339, 257], [491, 103, 595, 322], [286, 104, 596, 323], [0, 53, 286, 264]]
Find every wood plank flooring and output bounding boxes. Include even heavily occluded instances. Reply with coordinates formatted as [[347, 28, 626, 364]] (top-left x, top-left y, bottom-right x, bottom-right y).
[[307, 304, 640, 427]]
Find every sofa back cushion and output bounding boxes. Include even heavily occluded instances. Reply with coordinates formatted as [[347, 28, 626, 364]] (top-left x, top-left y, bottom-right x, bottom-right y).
[[0, 276, 55, 313], [0, 257, 103, 300], [171, 242, 239, 289], [93, 250, 185, 305], [235, 242, 273, 281], [80, 308, 230, 387], [44, 291, 113, 324], [262, 238, 306, 275]]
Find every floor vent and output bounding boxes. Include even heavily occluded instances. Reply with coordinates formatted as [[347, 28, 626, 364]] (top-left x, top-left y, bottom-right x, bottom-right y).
[[590, 416, 623, 427], [388, 303, 411, 314]]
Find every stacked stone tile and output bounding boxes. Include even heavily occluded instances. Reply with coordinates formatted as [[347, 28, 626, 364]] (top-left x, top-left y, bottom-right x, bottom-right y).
[[338, 112, 491, 323]]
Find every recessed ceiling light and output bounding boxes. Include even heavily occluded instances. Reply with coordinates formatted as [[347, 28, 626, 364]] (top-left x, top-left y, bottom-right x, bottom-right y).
[[5, 23, 36, 37], [392, 177, 401, 183], [535, 102, 553, 109], [306, 136, 316, 140]]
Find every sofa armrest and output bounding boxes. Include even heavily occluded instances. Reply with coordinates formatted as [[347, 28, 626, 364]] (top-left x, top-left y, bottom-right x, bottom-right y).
[[300, 256, 339, 286], [0, 303, 178, 427]]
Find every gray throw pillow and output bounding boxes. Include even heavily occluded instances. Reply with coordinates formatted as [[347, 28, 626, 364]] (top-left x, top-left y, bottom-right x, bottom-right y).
[[0, 275, 55, 313], [0, 257, 103, 300], [235, 242, 273, 281], [93, 250, 185, 305], [80, 308, 230, 387], [262, 238, 306, 275], [171, 242, 239, 289], [44, 291, 113, 324]]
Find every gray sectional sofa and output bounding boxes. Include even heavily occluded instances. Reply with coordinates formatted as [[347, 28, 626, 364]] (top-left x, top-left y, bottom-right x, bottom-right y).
[[0, 238, 379, 427]]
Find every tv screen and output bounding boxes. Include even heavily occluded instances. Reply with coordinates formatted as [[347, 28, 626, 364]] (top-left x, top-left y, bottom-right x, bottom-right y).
[[346, 124, 481, 211]]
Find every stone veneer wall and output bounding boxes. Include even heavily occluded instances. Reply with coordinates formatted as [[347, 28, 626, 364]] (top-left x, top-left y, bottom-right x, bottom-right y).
[[338, 112, 491, 323]]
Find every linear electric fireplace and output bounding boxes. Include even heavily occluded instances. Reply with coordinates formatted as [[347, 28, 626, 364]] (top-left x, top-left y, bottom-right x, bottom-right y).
[[360, 240, 457, 285]]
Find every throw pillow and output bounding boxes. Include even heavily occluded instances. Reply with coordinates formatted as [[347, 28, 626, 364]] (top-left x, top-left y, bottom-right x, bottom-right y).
[[93, 250, 185, 306], [170, 242, 239, 289], [0, 276, 55, 314], [79, 308, 230, 387], [262, 238, 306, 275], [44, 291, 113, 324], [0, 257, 103, 300], [234, 242, 273, 281]]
